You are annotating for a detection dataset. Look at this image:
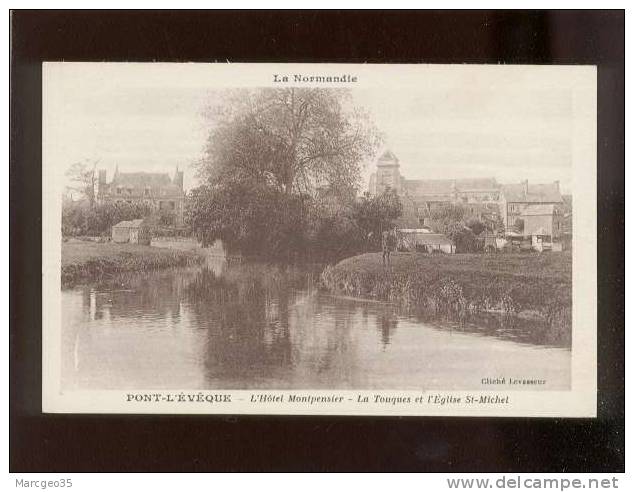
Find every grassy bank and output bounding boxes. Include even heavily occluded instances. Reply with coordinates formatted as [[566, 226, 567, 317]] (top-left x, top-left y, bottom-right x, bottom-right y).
[[322, 252, 571, 326], [61, 240, 205, 287]]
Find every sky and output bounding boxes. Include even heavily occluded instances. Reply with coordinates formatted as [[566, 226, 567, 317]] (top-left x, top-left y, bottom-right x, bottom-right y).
[[44, 63, 583, 195], [353, 86, 573, 193]]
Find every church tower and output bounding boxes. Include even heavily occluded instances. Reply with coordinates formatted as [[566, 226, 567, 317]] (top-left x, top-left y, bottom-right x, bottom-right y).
[[373, 150, 402, 195]]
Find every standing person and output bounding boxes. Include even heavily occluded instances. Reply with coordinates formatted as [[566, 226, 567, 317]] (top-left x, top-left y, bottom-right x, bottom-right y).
[[381, 229, 389, 267], [382, 227, 397, 267]]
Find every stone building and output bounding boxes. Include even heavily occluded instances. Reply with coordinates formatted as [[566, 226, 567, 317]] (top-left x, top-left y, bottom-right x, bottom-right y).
[[97, 167, 185, 225], [367, 150, 567, 243], [367, 150, 500, 227], [369, 150, 499, 204], [499, 181, 564, 238]]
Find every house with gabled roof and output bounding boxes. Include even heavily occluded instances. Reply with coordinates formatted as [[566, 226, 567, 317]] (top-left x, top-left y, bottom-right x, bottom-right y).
[[97, 166, 185, 225], [499, 180, 564, 239]]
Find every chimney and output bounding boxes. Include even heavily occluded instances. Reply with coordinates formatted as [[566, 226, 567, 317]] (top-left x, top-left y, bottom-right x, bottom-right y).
[[554, 180, 560, 192], [522, 179, 529, 198]]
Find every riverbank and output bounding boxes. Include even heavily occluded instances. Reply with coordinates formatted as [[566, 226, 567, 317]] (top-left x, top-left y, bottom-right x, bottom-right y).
[[61, 240, 206, 287], [321, 252, 572, 325]]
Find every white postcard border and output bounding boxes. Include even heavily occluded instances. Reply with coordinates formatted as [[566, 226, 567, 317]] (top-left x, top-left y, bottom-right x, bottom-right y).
[[42, 63, 597, 416]]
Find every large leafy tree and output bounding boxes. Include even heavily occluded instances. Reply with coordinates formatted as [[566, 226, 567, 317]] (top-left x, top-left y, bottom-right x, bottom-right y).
[[190, 88, 381, 258], [197, 88, 380, 197], [186, 183, 309, 257]]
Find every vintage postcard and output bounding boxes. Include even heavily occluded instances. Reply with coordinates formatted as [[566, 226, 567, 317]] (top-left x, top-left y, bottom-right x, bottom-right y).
[[42, 63, 596, 416]]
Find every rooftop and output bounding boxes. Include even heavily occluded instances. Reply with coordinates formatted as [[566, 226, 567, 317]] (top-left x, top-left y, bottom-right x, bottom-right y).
[[102, 170, 184, 196], [502, 182, 562, 203], [113, 172, 173, 188], [113, 219, 145, 228], [404, 178, 498, 195], [376, 150, 399, 166]]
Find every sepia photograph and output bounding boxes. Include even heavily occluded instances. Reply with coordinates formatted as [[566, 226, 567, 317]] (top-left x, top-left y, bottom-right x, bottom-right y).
[[10, 9, 624, 475], [41, 63, 596, 415]]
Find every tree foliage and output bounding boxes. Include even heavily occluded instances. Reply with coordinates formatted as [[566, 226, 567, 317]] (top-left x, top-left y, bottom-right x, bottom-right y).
[[482, 213, 504, 234], [449, 228, 480, 254], [425, 204, 468, 236], [65, 159, 100, 206], [351, 190, 403, 248], [466, 218, 486, 236], [197, 88, 380, 195], [189, 88, 382, 259], [425, 204, 489, 253], [62, 200, 153, 237], [514, 218, 525, 233], [186, 183, 310, 258]]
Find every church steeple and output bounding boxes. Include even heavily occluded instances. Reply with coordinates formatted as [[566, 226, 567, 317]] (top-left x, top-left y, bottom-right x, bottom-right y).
[[173, 165, 184, 190]]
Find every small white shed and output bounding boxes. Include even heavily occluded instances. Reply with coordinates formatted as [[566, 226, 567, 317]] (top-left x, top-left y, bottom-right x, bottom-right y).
[[111, 219, 150, 244]]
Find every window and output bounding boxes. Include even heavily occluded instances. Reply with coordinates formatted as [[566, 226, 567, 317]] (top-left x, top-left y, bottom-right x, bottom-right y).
[[117, 187, 122, 195], [144, 188, 150, 196]]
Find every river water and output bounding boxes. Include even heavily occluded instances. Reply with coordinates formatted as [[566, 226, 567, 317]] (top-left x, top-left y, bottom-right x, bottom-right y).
[[61, 257, 571, 391]]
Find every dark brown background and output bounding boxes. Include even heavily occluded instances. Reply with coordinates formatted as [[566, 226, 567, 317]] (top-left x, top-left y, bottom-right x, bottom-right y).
[[10, 10, 624, 472]]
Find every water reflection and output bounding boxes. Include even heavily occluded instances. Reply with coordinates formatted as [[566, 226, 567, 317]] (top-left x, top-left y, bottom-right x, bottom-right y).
[[61, 261, 571, 390], [407, 309, 571, 348]]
